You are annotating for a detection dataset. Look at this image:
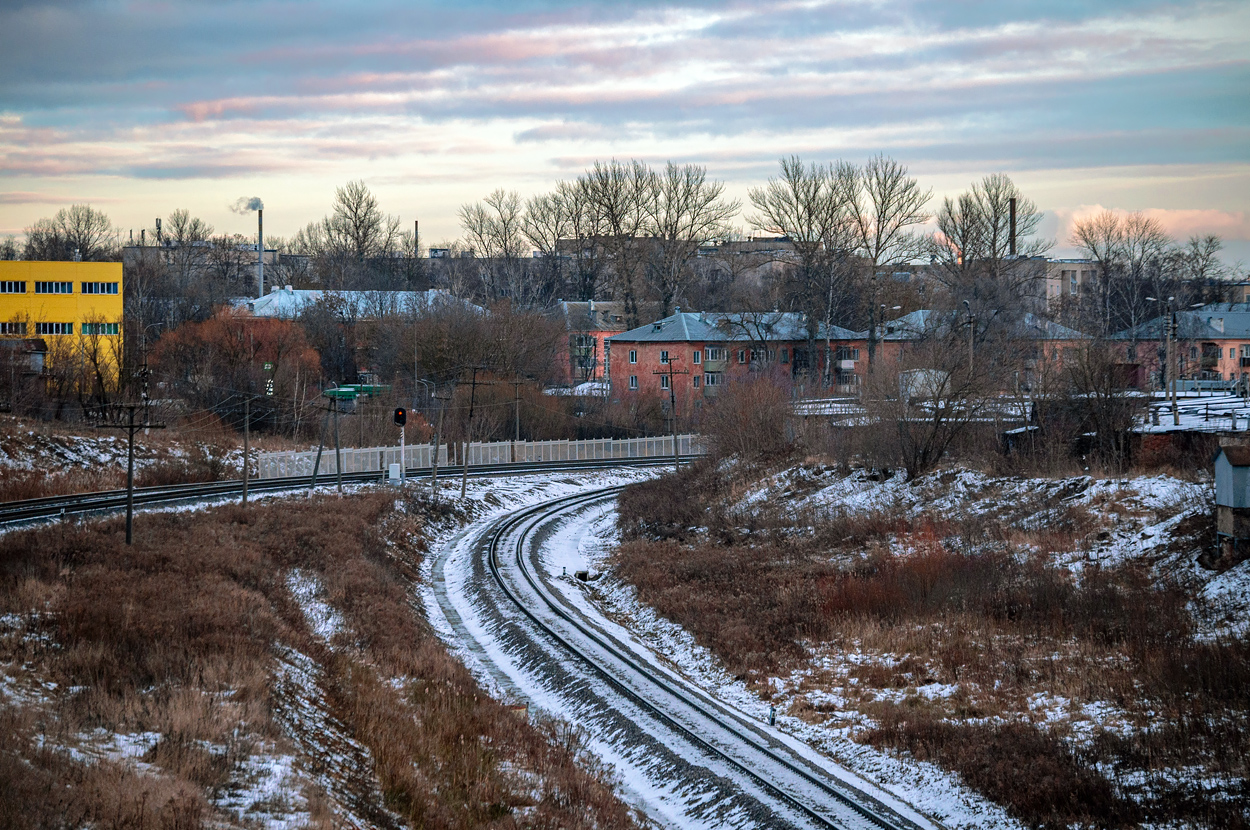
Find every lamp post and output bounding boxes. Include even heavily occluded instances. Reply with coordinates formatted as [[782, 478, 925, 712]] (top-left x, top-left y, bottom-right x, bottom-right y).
[[1147, 296, 1180, 426], [962, 300, 975, 377]]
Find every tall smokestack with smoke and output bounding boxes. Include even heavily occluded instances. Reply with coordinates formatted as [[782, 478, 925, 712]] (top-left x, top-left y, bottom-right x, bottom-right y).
[[1009, 197, 1017, 257], [230, 197, 265, 298], [257, 208, 264, 299]]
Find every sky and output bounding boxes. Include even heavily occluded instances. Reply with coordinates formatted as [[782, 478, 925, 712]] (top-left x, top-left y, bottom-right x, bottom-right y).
[[1, 0, 1248, 262]]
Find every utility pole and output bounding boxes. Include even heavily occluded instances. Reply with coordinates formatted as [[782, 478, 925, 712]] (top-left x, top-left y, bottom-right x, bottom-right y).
[[430, 385, 451, 497], [308, 404, 329, 493], [242, 396, 250, 506], [97, 404, 165, 545], [653, 358, 689, 470], [461, 368, 480, 500], [1170, 312, 1180, 426], [512, 376, 522, 463], [333, 400, 343, 493]]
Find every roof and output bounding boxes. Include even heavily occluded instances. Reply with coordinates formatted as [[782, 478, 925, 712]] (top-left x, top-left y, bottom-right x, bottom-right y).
[[1217, 445, 1250, 467], [241, 288, 477, 319], [1113, 310, 1250, 341], [556, 300, 658, 332], [608, 311, 863, 344], [880, 309, 1089, 341]]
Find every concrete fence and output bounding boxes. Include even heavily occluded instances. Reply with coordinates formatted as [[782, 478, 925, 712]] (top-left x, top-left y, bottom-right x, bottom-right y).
[[256, 434, 704, 480]]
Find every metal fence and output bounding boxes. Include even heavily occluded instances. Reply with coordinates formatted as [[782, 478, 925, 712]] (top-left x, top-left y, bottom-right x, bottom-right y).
[[256, 434, 704, 479]]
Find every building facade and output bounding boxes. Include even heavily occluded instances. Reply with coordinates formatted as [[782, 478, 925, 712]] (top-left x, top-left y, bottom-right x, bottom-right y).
[[607, 311, 865, 412], [0, 261, 124, 385]]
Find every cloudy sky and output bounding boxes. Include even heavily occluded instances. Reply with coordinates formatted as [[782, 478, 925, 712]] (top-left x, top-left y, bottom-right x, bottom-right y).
[[1, 0, 1247, 260]]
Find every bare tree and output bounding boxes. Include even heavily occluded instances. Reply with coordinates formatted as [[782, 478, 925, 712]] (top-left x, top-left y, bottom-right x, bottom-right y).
[[24, 205, 118, 261], [563, 179, 607, 301], [748, 156, 858, 384], [1071, 210, 1175, 336], [642, 162, 740, 316], [459, 188, 529, 304], [579, 160, 651, 327], [522, 188, 572, 303], [929, 174, 1050, 340], [850, 155, 931, 364]]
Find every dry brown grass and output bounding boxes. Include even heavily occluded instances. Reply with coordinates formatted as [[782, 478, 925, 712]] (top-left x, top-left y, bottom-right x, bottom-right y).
[[0, 490, 641, 829], [613, 463, 1250, 829]]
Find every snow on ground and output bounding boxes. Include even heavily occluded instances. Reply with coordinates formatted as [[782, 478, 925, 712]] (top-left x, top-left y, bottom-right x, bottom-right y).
[[564, 506, 1022, 830], [287, 568, 345, 643]]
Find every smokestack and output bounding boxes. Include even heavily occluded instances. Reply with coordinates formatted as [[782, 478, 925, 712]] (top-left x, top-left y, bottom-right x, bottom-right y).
[[414, 219, 419, 257], [155, 217, 162, 247], [1009, 197, 1017, 257], [257, 208, 264, 299]]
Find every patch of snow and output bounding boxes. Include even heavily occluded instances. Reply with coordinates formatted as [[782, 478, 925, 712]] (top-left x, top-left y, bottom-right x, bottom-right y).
[[286, 569, 345, 643]]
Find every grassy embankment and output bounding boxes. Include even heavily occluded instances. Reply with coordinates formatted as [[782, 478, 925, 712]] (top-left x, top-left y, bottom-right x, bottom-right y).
[[0, 490, 640, 830], [613, 461, 1249, 830]]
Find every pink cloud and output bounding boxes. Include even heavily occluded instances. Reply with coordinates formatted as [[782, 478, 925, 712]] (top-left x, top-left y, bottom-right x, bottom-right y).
[[1052, 204, 1250, 244]]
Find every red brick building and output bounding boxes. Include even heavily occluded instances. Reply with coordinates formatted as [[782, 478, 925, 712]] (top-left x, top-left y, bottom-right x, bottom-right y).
[[607, 311, 866, 413]]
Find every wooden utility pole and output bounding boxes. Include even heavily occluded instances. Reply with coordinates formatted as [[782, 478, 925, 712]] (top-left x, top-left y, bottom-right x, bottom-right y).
[[430, 385, 451, 497], [461, 367, 480, 500], [97, 404, 165, 545], [333, 401, 343, 493], [653, 358, 689, 470], [242, 396, 250, 506], [512, 377, 522, 462], [309, 404, 329, 493]]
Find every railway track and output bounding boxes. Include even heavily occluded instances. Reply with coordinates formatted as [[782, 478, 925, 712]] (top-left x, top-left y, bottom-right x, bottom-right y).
[[0, 456, 697, 525], [482, 488, 934, 830]]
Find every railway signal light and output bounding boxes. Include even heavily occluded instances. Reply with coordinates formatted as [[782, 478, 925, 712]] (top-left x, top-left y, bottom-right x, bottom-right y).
[[393, 407, 407, 426]]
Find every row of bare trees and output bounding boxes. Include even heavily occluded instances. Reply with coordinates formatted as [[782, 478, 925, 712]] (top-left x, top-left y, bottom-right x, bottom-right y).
[[1068, 211, 1236, 337]]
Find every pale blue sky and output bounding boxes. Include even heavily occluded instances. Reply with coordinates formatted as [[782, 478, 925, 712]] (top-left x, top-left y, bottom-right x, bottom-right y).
[[1, 0, 1247, 260]]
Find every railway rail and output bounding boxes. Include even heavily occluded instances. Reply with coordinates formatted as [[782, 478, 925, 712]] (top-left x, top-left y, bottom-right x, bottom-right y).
[[0, 456, 696, 526], [484, 487, 933, 830]]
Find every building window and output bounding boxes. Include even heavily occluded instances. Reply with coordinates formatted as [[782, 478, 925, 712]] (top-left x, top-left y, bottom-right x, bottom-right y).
[[780, 349, 789, 364], [660, 375, 669, 389], [693, 350, 701, 365], [82, 322, 119, 336], [835, 346, 860, 361], [628, 375, 638, 390], [0, 281, 25, 294], [660, 349, 669, 364], [629, 350, 637, 364], [81, 282, 119, 295], [1241, 345, 1250, 358], [1232, 348, 1237, 359], [737, 349, 746, 363], [693, 374, 701, 388], [704, 372, 720, 386], [35, 281, 73, 295], [0, 322, 27, 335], [36, 322, 73, 335], [706, 346, 725, 362], [1190, 346, 1198, 360], [1127, 344, 1137, 361]]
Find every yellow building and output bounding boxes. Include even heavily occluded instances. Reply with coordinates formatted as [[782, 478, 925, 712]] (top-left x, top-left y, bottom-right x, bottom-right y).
[[0, 261, 124, 391]]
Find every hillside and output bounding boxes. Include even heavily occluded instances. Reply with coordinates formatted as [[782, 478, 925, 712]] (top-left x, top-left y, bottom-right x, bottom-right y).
[[604, 461, 1250, 829], [0, 481, 642, 830]]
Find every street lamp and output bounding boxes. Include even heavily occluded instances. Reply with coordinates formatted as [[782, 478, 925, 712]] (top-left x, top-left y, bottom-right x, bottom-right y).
[[962, 300, 975, 377], [1146, 296, 1180, 425]]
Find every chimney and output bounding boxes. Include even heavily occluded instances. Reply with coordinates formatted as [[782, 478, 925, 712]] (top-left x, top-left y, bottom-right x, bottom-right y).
[[285, 285, 293, 293], [257, 208, 264, 300], [155, 217, 162, 247], [1009, 197, 1017, 257]]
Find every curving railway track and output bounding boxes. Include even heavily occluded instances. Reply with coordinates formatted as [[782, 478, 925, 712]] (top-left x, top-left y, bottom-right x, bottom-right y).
[[435, 485, 939, 830]]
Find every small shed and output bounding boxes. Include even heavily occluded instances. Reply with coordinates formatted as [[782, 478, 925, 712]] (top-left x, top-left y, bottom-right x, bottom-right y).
[[1214, 442, 1250, 556]]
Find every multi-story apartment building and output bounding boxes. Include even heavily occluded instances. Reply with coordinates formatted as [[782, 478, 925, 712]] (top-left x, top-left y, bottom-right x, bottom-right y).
[[606, 310, 865, 412], [0, 261, 124, 385]]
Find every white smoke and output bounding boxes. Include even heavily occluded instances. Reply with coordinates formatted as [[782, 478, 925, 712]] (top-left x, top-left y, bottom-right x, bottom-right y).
[[230, 196, 264, 214]]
